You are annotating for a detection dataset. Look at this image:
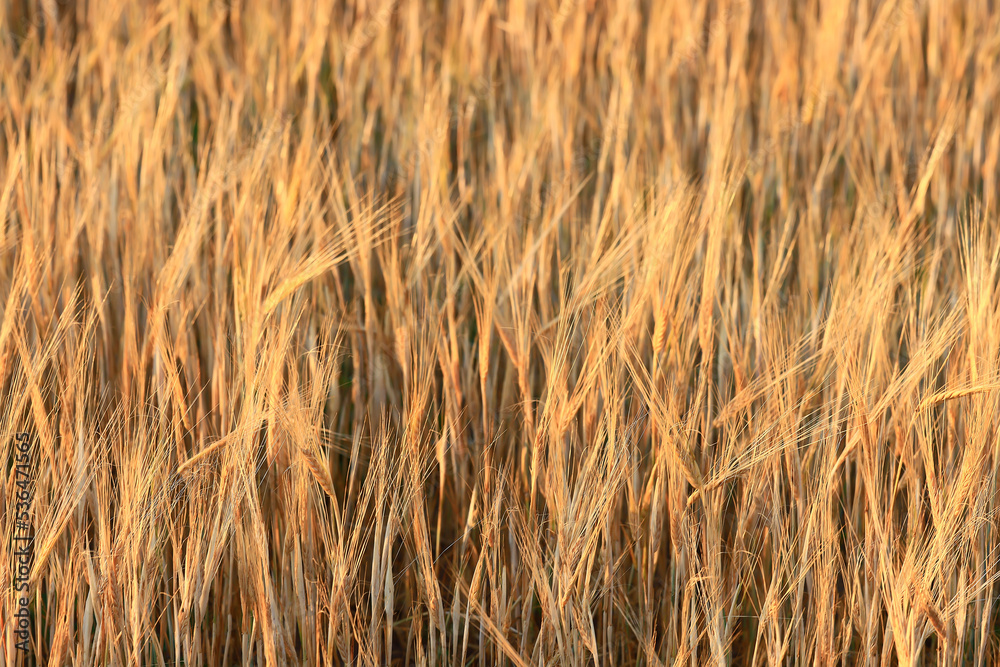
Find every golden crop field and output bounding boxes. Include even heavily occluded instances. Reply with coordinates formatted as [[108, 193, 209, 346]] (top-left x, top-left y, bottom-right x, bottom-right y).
[[1, 0, 999, 664]]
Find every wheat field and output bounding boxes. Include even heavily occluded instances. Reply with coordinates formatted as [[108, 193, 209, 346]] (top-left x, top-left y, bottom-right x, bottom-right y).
[[1, 0, 999, 664]]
